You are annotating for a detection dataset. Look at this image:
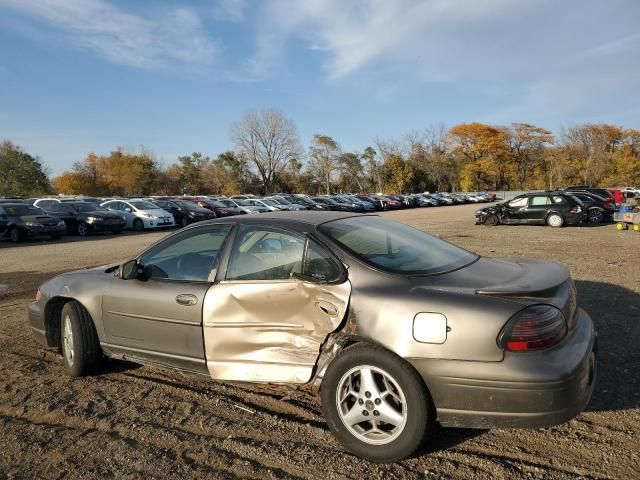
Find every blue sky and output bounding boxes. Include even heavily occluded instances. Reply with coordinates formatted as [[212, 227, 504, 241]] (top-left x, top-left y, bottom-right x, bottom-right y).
[[0, 0, 639, 175]]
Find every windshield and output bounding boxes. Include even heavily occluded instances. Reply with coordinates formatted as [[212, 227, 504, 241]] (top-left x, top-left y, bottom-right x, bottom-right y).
[[174, 200, 201, 209], [69, 202, 104, 212], [129, 201, 157, 210], [262, 199, 278, 207], [4, 205, 44, 216], [319, 216, 478, 275]]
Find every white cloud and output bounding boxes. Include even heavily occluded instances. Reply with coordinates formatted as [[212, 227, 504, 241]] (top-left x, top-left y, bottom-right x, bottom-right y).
[[0, 0, 218, 68], [244, 0, 640, 120], [212, 0, 247, 22]]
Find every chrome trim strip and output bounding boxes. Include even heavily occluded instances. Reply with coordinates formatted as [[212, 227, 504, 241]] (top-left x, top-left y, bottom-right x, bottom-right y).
[[100, 342, 206, 363], [107, 310, 200, 326]]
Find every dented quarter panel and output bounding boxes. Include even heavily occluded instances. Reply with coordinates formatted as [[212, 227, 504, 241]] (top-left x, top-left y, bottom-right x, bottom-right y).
[[203, 278, 351, 383]]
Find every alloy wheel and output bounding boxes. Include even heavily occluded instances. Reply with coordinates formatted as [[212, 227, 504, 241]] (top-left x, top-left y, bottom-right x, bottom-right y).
[[589, 210, 603, 223], [63, 315, 74, 366], [336, 365, 408, 445]]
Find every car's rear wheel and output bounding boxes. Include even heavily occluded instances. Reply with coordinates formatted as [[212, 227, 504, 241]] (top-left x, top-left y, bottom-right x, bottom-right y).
[[61, 301, 101, 377], [9, 227, 22, 243], [133, 218, 144, 232], [77, 222, 89, 236], [483, 213, 499, 226], [547, 213, 564, 228], [588, 209, 604, 224], [321, 343, 433, 463]]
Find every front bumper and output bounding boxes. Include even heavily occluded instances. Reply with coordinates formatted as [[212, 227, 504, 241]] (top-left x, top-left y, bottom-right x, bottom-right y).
[[409, 307, 597, 429], [143, 218, 175, 229], [24, 225, 66, 238]]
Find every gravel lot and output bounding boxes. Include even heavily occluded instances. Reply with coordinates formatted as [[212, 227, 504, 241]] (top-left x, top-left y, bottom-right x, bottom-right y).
[[1, 204, 638, 479]]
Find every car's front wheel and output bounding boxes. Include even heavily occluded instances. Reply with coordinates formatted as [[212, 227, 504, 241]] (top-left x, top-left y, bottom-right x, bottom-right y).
[[133, 218, 144, 232], [321, 343, 433, 463], [61, 301, 101, 377], [483, 213, 499, 226], [77, 222, 89, 236]]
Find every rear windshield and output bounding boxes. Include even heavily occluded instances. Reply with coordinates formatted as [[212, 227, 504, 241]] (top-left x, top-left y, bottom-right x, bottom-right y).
[[319, 216, 478, 275]]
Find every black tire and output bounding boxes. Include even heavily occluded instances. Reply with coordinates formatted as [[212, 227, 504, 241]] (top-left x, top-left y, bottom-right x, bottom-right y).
[[180, 216, 189, 228], [77, 222, 89, 237], [9, 227, 21, 243], [547, 213, 565, 228], [483, 213, 499, 226], [588, 209, 604, 224], [133, 218, 144, 232], [60, 301, 101, 377], [321, 343, 434, 463]]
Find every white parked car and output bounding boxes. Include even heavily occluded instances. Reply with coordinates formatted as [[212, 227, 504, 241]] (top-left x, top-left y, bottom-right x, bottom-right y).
[[218, 199, 269, 214], [100, 199, 175, 231], [243, 199, 282, 212]]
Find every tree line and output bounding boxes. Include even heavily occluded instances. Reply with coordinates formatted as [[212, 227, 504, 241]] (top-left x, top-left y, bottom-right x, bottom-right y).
[[2, 109, 639, 198]]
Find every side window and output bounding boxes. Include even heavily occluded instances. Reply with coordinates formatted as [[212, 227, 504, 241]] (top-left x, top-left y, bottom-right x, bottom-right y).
[[141, 225, 232, 281], [304, 240, 342, 282], [552, 196, 567, 204], [529, 196, 551, 206], [106, 202, 120, 211], [226, 227, 305, 281], [508, 197, 528, 207]]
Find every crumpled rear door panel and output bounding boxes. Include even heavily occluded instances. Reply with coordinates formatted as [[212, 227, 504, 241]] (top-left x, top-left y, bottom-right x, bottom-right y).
[[202, 280, 351, 383]]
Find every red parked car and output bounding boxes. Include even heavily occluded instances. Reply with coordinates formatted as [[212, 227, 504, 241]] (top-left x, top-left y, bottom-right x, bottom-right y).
[[607, 189, 624, 204]]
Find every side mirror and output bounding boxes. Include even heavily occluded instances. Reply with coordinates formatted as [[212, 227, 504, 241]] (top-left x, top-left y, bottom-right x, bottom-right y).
[[119, 260, 139, 280]]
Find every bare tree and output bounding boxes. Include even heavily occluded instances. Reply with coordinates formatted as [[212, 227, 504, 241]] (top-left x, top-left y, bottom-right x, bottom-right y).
[[231, 109, 301, 193], [309, 134, 340, 194]]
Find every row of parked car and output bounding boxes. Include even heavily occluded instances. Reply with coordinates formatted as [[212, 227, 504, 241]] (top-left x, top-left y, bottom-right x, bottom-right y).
[[474, 186, 622, 227], [0, 191, 496, 242]]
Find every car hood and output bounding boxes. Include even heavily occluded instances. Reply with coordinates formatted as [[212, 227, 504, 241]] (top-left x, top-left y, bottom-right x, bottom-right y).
[[409, 257, 570, 304], [83, 211, 123, 219], [141, 209, 171, 216], [17, 214, 61, 224]]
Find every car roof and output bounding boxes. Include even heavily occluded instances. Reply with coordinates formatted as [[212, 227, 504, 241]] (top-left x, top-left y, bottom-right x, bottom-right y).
[[203, 210, 370, 227]]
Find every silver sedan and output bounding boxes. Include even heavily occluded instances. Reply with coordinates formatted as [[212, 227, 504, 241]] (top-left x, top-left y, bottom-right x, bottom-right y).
[[28, 212, 596, 462]]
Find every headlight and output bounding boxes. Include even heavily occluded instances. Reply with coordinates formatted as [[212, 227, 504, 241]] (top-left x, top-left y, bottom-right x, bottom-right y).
[[86, 216, 103, 222], [57, 221, 65, 227], [25, 222, 44, 227]]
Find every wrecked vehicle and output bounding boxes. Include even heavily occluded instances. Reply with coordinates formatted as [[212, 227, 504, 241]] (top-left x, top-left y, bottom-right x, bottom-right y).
[[475, 192, 586, 227], [28, 212, 597, 463]]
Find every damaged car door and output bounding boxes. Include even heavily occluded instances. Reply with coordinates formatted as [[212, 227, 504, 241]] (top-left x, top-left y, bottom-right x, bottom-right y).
[[101, 224, 232, 371], [203, 225, 351, 384]]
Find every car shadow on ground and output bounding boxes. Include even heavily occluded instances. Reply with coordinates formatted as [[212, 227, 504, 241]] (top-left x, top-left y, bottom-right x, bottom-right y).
[[576, 280, 640, 412]]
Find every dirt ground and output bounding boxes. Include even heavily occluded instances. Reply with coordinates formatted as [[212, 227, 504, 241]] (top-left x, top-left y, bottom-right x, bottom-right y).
[[1, 204, 638, 479]]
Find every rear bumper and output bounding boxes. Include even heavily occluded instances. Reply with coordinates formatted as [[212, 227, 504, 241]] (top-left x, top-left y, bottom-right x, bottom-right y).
[[409, 308, 596, 429]]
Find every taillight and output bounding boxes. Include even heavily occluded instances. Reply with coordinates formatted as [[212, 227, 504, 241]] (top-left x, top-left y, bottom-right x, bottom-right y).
[[569, 205, 582, 213], [35, 290, 42, 301], [499, 305, 567, 352]]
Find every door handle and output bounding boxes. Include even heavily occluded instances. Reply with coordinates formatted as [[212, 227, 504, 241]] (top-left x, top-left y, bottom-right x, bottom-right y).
[[315, 301, 339, 317], [176, 294, 198, 306]]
